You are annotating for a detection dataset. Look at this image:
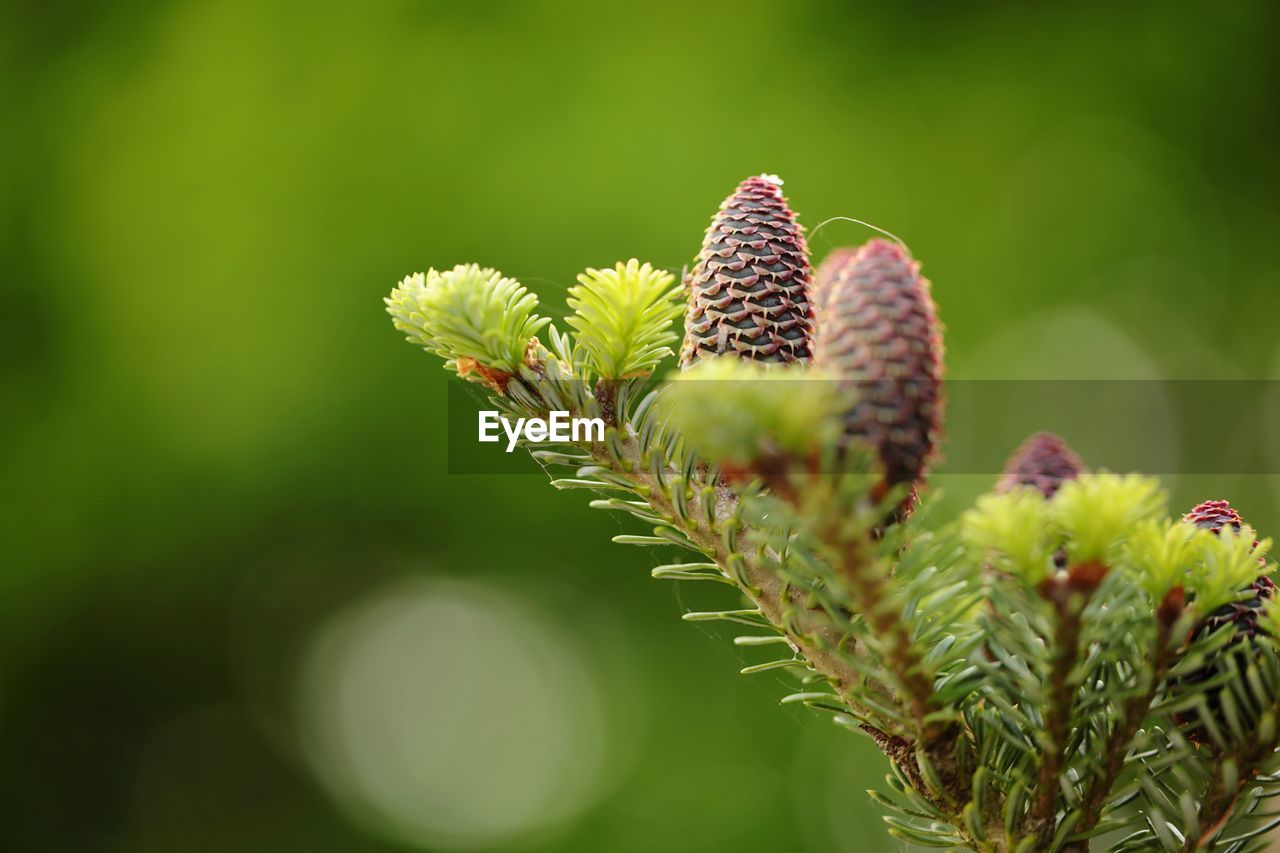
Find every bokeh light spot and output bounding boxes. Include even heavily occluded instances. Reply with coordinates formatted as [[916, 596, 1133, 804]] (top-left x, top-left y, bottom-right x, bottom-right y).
[[297, 577, 612, 850]]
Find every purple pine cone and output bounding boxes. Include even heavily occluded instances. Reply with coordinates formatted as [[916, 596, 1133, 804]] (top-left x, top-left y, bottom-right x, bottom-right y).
[[812, 246, 859, 314], [996, 432, 1087, 498], [680, 175, 814, 366], [813, 239, 944, 510]]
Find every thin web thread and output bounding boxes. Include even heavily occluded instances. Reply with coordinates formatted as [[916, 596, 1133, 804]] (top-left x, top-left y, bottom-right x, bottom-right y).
[[808, 216, 911, 255], [514, 212, 909, 287]]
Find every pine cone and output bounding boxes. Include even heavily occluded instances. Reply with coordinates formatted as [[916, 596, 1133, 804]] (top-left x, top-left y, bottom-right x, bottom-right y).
[[680, 175, 814, 366], [995, 432, 1087, 498], [1173, 500, 1276, 745], [812, 239, 944, 511], [812, 246, 859, 313], [1185, 500, 1249, 536]]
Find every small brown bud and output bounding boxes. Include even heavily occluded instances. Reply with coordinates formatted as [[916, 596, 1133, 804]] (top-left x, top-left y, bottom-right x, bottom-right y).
[[1157, 586, 1186, 629], [1066, 560, 1108, 592]]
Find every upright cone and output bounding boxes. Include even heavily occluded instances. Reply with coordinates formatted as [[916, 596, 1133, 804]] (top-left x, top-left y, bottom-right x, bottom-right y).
[[996, 432, 1087, 498], [1185, 500, 1254, 538], [680, 175, 814, 366], [812, 246, 859, 313], [813, 239, 944, 512]]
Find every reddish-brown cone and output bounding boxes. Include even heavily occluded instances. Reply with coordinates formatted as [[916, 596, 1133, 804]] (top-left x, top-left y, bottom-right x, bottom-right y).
[[1173, 499, 1277, 744], [812, 239, 944, 512], [1185, 500, 1248, 536], [680, 175, 814, 366], [812, 246, 859, 314], [995, 432, 1087, 498]]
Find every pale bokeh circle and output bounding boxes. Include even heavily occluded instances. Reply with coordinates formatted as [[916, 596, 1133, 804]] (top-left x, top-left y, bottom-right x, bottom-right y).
[[297, 577, 611, 850]]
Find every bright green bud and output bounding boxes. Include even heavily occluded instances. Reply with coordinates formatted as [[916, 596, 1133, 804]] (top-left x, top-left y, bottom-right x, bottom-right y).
[[386, 264, 550, 390], [566, 259, 684, 380], [1189, 526, 1273, 616], [960, 488, 1054, 584], [655, 359, 848, 478], [1052, 472, 1165, 565], [1125, 518, 1206, 601], [1258, 596, 1280, 643]]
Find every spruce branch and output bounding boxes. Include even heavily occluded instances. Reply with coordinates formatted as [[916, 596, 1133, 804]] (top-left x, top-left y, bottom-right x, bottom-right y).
[[1186, 673, 1280, 850], [573, 411, 896, 750], [382, 175, 1280, 852], [1069, 522, 1199, 842], [1030, 560, 1102, 846], [1070, 607, 1180, 847]]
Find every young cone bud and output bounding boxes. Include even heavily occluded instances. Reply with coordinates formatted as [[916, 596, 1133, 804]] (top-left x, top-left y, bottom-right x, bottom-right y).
[[680, 175, 814, 366], [812, 239, 944, 512], [995, 432, 1087, 498], [1173, 499, 1277, 744], [1186, 500, 1251, 537]]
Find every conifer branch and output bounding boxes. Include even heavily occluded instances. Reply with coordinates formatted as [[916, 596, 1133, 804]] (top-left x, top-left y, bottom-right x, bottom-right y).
[[1029, 564, 1103, 845], [1072, 602, 1180, 842], [579, 434, 881, 735], [1030, 588, 1087, 841], [382, 175, 1280, 852]]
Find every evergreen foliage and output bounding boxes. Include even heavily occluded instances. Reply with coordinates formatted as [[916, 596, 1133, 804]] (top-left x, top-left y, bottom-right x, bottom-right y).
[[567, 259, 683, 380], [386, 264, 550, 390], [385, 175, 1280, 851]]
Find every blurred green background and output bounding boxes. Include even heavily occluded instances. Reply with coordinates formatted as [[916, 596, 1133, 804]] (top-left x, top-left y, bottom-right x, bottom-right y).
[[3, 1, 1279, 850]]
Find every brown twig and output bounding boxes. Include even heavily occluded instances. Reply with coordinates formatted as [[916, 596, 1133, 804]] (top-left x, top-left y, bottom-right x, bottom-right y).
[[1190, 752, 1242, 851]]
